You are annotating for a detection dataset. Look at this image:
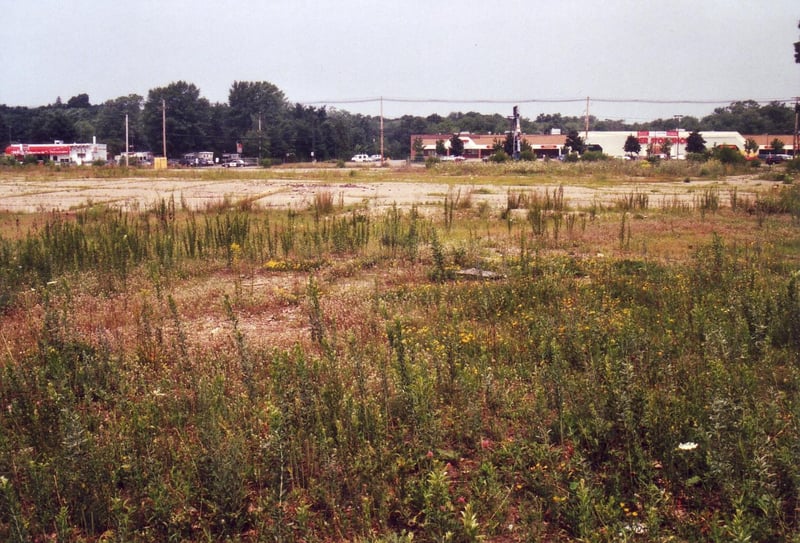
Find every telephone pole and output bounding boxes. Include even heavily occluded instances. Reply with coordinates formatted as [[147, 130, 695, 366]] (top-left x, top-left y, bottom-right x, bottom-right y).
[[125, 114, 130, 167], [162, 98, 167, 159], [794, 97, 799, 158], [584, 96, 590, 142]]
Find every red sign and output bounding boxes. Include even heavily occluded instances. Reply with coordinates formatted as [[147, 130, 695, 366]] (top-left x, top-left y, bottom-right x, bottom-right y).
[[25, 144, 71, 155]]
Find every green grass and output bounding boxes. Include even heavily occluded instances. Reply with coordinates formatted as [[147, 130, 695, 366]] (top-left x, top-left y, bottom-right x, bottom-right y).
[[1, 168, 799, 542]]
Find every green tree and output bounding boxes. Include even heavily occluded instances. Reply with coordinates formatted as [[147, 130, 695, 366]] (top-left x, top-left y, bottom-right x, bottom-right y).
[[412, 137, 425, 160], [73, 119, 95, 142], [0, 111, 7, 147], [206, 103, 231, 157], [500, 133, 533, 157], [744, 137, 759, 156], [289, 104, 328, 161], [661, 138, 672, 158], [66, 94, 91, 108], [771, 138, 785, 153], [685, 130, 706, 153], [29, 109, 76, 142], [143, 81, 211, 157], [435, 139, 446, 156], [794, 19, 800, 62], [227, 81, 288, 158], [624, 134, 641, 157], [702, 100, 794, 134], [95, 95, 144, 157], [393, 115, 428, 158], [711, 145, 746, 164], [565, 129, 586, 154], [320, 111, 353, 160], [449, 133, 464, 156]]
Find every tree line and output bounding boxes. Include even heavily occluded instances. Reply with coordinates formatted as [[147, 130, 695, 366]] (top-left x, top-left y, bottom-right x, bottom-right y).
[[1, 80, 796, 162]]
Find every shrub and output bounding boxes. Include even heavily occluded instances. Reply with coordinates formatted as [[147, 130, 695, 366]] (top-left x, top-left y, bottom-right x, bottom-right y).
[[489, 150, 509, 163], [580, 150, 607, 162], [686, 152, 708, 162], [425, 156, 441, 168], [710, 146, 746, 165]]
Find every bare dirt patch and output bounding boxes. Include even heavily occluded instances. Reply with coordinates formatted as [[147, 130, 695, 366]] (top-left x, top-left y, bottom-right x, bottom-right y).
[[0, 168, 789, 364], [0, 171, 776, 214]]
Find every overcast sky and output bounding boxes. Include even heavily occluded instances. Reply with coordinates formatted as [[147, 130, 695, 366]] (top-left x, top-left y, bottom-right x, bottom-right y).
[[2, 0, 799, 122]]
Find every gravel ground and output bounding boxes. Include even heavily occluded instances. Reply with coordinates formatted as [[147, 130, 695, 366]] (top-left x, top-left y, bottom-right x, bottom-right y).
[[0, 171, 774, 214]]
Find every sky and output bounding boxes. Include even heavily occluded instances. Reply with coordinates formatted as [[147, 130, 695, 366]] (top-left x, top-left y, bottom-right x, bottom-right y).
[[2, 0, 799, 123]]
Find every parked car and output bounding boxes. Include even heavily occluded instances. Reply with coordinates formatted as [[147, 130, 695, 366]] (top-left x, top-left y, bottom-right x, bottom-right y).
[[441, 155, 465, 162], [369, 154, 383, 162], [351, 154, 370, 163], [764, 154, 792, 165], [223, 159, 245, 167]]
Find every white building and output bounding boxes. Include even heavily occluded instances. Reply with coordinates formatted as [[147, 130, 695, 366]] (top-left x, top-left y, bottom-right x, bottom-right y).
[[4, 140, 108, 165], [584, 131, 747, 159]]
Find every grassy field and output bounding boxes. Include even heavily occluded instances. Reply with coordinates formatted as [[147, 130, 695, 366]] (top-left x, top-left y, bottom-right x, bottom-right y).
[[1, 159, 800, 542]]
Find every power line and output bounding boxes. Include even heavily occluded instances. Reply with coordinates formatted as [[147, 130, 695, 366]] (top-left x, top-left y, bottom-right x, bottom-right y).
[[301, 96, 797, 107]]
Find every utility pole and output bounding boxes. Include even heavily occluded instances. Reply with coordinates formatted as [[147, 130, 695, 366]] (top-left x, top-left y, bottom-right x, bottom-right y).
[[794, 97, 799, 158], [380, 96, 384, 163], [507, 105, 521, 160], [125, 114, 130, 167], [584, 96, 590, 142], [161, 98, 167, 159], [674, 114, 683, 159]]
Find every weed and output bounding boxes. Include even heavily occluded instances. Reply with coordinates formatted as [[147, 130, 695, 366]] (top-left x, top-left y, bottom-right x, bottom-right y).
[[1, 167, 800, 541], [313, 189, 335, 216], [616, 189, 649, 211]]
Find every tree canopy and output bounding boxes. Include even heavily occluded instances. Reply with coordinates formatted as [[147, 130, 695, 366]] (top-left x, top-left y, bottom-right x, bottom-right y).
[[2, 80, 797, 162], [623, 135, 641, 156], [565, 130, 586, 154], [685, 130, 707, 154], [449, 134, 465, 156]]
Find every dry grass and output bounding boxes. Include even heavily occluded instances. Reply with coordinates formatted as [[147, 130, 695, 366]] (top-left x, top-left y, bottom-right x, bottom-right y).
[[1, 163, 799, 541]]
